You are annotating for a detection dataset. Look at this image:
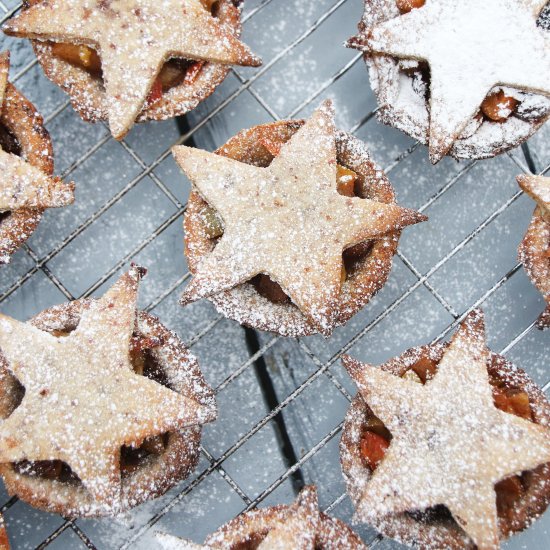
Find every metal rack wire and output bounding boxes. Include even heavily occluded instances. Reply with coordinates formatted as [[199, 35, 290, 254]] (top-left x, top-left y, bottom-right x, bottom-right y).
[[0, 0, 549, 548]]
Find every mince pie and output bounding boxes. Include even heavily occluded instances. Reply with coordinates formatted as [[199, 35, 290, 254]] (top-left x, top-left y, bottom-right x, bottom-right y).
[[175, 101, 426, 337], [0, 51, 74, 264], [518, 174, 550, 328], [156, 485, 367, 549], [0, 266, 216, 517], [347, 0, 550, 163], [340, 309, 550, 549], [3, 0, 261, 139]]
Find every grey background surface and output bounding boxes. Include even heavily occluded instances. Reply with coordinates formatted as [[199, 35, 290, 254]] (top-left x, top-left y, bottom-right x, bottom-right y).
[[0, 0, 549, 548]]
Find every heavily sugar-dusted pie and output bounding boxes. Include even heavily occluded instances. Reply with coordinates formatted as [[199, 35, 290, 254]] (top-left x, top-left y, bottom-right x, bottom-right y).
[[518, 174, 550, 328], [0, 266, 216, 517], [347, 0, 550, 163], [3, 0, 261, 139], [0, 51, 74, 264], [156, 485, 367, 549], [340, 310, 550, 549], [175, 101, 426, 337]]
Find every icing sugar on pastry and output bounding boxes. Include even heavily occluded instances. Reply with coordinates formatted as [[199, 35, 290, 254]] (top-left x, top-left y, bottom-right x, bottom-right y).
[[342, 310, 550, 549], [3, 0, 261, 139], [0, 266, 216, 514], [174, 101, 426, 336], [156, 486, 367, 549], [0, 51, 74, 264], [349, 0, 550, 162]]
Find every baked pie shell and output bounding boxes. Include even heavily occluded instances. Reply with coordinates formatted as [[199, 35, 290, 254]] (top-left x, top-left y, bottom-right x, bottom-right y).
[[0, 299, 213, 517], [518, 206, 550, 328], [340, 342, 550, 549], [357, 0, 550, 161], [0, 80, 54, 263], [184, 119, 401, 337], [26, 0, 243, 126], [205, 503, 366, 548]]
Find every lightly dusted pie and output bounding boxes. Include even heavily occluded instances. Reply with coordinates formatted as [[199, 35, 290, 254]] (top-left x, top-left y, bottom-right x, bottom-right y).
[[0, 51, 74, 264], [156, 485, 367, 549], [340, 309, 550, 549], [3, 0, 261, 139], [518, 174, 550, 328], [175, 101, 426, 337], [348, 0, 550, 163], [0, 266, 216, 517]]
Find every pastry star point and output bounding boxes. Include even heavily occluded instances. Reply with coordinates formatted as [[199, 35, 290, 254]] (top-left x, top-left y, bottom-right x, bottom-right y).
[[350, 0, 550, 163], [0, 267, 211, 507], [344, 309, 550, 548], [518, 173, 550, 214], [175, 104, 426, 334], [3, 0, 261, 139]]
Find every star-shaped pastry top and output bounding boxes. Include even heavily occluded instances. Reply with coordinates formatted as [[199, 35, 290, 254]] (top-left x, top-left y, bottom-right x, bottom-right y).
[[3, 0, 261, 139], [348, 0, 550, 163], [518, 173, 550, 219], [174, 101, 426, 335], [0, 52, 74, 213], [0, 266, 215, 509], [342, 309, 550, 549], [156, 486, 322, 550]]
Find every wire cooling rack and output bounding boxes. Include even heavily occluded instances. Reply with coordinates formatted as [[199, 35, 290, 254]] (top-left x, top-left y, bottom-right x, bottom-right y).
[[0, 0, 549, 548]]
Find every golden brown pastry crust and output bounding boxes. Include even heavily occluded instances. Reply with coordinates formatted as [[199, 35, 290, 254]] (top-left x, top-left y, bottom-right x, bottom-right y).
[[184, 119, 403, 337], [0, 298, 213, 517], [340, 343, 550, 549], [25, 0, 245, 128]]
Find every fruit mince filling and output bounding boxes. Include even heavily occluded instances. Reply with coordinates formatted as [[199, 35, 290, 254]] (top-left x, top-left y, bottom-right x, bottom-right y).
[[358, 354, 535, 527], [198, 138, 375, 304], [12, 330, 170, 482]]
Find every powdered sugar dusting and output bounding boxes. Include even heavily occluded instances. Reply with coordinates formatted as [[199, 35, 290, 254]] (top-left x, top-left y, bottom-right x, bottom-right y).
[[0, 267, 216, 516], [177, 102, 426, 336], [349, 0, 550, 162], [3, 0, 261, 138], [156, 485, 367, 549], [341, 310, 550, 548]]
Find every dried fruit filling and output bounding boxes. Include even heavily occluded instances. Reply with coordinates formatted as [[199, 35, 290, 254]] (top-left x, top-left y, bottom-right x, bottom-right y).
[[13, 330, 170, 482], [359, 358, 534, 525], [199, 138, 374, 304]]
